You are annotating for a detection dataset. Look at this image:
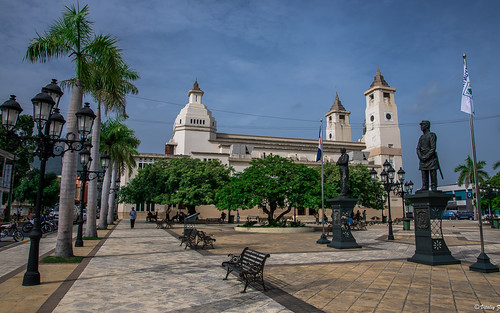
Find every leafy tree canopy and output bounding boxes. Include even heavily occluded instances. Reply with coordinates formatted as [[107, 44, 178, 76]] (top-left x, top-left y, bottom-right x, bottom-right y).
[[118, 157, 232, 215], [13, 168, 60, 209]]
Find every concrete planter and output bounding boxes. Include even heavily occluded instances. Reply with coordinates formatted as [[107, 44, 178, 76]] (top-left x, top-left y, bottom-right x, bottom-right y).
[[234, 226, 315, 233]]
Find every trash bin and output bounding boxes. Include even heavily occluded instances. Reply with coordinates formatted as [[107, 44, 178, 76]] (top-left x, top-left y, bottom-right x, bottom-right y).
[[403, 218, 411, 230], [493, 218, 499, 229], [228, 215, 235, 224], [382, 216, 387, 223]]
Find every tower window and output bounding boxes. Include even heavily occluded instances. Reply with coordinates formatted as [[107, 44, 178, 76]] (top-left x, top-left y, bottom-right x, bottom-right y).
[[370, 115, 375, 122], [203, 120, 205, 125], [329, 133, 332, 139], [180, 119, 182, 124], [388, 144, 393, 148], [385, 113, 392, 121]]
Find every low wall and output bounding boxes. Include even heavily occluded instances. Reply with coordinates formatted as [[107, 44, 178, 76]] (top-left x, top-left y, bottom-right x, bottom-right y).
[[234, 226, 315, 233]]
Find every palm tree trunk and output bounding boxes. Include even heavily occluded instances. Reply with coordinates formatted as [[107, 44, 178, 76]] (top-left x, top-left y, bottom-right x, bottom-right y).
[[54, 80, 83, 258], [107, 160, 118, 224], [85, 102, 101, 237], [98, 164, 111, 229]]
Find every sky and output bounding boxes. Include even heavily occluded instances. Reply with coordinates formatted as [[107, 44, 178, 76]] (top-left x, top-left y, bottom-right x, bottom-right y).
[[1, 0, 499, 186]]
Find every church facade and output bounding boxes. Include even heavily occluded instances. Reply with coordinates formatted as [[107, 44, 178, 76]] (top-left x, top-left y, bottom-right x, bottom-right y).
[[117, 68, 403, 220]]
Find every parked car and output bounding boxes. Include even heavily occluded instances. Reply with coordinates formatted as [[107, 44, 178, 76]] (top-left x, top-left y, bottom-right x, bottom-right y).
[[442, 210, 457, 219], [49, 205, 79, 223], [455, 211, 474, 220]]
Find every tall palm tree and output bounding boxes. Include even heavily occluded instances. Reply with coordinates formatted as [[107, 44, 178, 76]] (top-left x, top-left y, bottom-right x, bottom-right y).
[[454, 156, 489, 189], [98, 118, 140, 229], [83, 63, 139, 237], [25, 4, 131, 257]]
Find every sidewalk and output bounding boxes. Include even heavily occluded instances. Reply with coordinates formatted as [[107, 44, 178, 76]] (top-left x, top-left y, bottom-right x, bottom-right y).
[[0, 220, 499, 312]]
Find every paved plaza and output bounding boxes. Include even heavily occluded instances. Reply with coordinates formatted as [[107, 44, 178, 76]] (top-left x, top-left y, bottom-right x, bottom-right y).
[[0, 219, 499, 312]]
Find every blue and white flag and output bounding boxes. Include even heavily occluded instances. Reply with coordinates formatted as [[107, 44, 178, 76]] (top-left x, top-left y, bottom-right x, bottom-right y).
[[315, 126, 322, 162], [461, 63, 474, 116]]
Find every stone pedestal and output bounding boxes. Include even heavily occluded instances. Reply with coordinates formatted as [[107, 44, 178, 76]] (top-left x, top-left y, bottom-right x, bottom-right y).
[[407, 191, 460, 265], [327, 196, 361, 249]]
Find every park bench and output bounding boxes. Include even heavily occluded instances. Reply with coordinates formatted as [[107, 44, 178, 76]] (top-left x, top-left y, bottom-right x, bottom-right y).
[[196, 230, 216, 249], [205, 218, 221, 224], [179, 229, 198, 249], [221, 247, 270, 293], [156, 219, 173, 229], [246, 216, 260, 223]]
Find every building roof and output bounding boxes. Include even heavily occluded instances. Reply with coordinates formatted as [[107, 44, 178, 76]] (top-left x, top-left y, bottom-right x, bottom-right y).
[[330, 92, 346, 111], [369, 66, 390, 88]]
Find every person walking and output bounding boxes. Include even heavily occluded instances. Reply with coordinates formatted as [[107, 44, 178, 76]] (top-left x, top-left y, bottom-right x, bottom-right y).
[[129, 207, 137, 229]]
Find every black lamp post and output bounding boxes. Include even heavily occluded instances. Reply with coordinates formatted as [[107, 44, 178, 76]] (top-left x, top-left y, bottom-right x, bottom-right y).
[[370, 160, 406, 241], [0, 80, 96, 286], [394, 169, 414, 219], [480, 182, 499, 228], [74, 146, 109, 247]]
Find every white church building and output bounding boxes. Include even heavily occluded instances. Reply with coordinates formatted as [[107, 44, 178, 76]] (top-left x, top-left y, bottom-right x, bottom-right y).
[[117, 67, 403, 220]]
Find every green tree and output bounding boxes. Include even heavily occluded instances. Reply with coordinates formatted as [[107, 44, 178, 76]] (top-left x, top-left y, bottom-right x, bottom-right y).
[[98, 117, 140, 229], [494, 161, 500, 171], [14, 169, 60, 210], [119, 158, 232, 215], [454, 156, 489, 189], [215, 155, 320, 223], [25, 4, 131, 257]]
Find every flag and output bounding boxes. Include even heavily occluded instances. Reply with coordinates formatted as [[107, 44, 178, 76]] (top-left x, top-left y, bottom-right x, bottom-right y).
[[461, 62, 474, 115], [316, 126, 322, 162]]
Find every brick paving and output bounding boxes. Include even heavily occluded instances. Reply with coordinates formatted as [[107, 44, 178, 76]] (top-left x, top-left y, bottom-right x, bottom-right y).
[[0, 219, 499, 312]]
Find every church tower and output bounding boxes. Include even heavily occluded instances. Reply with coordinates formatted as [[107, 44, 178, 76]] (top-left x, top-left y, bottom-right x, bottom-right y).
[[325, 92, 352, 142], [363, 67, 402, 170], [169, 79, 217, 155]]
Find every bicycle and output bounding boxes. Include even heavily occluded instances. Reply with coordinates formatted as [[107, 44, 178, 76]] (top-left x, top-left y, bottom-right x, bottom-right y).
[[0, 222, 24, 242]]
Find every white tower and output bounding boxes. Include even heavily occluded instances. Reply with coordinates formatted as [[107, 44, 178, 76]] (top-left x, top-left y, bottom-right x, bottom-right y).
[[363, 67, 402, 170], [170, 79, 217, 155], [325, 92, 352, 142]]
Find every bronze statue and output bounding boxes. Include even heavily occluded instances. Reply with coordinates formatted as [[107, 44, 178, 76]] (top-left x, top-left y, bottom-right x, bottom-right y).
[[337, 148, 349, 196], [416, 120, 442, 191]]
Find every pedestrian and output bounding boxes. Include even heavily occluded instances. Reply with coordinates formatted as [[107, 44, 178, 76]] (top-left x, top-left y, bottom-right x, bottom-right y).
[[17, 207, 22, 221], [236, 210, 240, 223], [220, 211, 226, 223], [129, 207, 137, 229], [362, 210, 367, 222], [355, 210, 361, 221]]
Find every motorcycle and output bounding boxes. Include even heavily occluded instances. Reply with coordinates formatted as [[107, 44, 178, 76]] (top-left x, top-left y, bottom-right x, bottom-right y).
[[22, 215, 57, 234], [0, 222, 24, 242]]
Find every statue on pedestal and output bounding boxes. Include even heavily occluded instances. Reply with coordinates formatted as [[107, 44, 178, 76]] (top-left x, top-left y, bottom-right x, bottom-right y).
[[337, 148, 349, 196], [416, 120, 442, 192]]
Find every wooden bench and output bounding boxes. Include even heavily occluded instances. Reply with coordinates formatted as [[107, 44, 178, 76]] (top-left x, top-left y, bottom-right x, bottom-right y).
[[221, 247, 270, 293], [246, 216, 260, 223], [205, 218, 221, 224], [196, 230, 216, 249], [156, 219, 173, 229], [179, 229, 198, 249]]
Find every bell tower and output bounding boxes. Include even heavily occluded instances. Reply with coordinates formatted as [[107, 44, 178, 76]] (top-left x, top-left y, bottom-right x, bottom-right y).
[[325, 92, 352, 142], [363, 67, 402, 170]]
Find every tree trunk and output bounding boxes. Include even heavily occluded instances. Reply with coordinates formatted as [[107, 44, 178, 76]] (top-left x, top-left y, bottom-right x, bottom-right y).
[[107, 160, 118, 224], [98, 163, 111, 229], [54, 80, 83, 258], [85, 102, 101, 237]]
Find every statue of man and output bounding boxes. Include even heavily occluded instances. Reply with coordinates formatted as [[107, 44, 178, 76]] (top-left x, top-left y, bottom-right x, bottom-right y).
[[416, 120, 441, 191], [337, 148, 349, 196]]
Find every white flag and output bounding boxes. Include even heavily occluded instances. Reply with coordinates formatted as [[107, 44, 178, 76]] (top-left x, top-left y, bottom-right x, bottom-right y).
[[461, 63, 474, 115]]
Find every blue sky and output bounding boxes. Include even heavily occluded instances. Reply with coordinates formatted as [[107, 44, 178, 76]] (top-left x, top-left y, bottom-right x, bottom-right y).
[[1, 0, 499, 186]]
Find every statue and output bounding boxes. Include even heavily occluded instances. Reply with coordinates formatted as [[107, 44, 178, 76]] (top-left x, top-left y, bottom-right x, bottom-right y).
[[416, 120, 442, 192], [337, 148, 349, 196]]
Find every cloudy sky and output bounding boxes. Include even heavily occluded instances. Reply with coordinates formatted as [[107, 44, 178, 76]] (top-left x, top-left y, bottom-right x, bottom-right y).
[[1, 0, 499, 186]]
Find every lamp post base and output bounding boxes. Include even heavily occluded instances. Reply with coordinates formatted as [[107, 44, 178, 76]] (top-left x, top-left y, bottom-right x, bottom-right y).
[[316, 233, 330, 244], [469, 253, 499, 273]]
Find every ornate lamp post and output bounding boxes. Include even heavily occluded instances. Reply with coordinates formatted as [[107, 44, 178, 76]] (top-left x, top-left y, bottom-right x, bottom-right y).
[[394, 169, 414, 217], [0, 80, 96, 286], [74, 146, 109, 247], [480, 182, 499, 228], [370, 160, 406, 240]]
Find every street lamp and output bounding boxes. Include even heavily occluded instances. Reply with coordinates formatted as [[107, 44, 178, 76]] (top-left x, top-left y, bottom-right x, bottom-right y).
[[371, 160, 406, 241], [0, 80, 96, 286], [394, 169, 414, 219], [74, 145, 109, 247]]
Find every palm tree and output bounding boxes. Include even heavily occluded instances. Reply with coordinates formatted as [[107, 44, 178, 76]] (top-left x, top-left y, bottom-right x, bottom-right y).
[[83, 64, 139, 237], [494, 161, 500, 171], [25, 4, 132, 257], [98, 118, 140, 229], [454, 156, 489, 217]]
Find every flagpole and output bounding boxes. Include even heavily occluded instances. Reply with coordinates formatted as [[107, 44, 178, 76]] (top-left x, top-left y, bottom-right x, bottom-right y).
[[317, 119, 330, 244], [464, 53, 499, 273]]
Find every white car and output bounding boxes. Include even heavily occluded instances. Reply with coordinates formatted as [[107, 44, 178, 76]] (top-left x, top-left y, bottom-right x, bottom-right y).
[[50, 205, 79, 224]]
